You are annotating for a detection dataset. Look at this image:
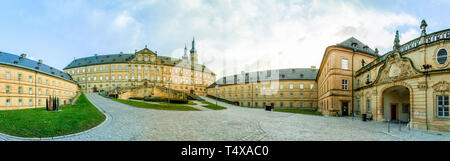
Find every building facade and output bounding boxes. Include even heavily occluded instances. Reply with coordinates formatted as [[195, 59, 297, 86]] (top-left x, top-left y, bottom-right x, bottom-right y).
[[354, 20, 450, 131], [0, 52, 79, 110], [63, 38, 216, 96], [206, 68, 318, 109], [317, 37, 378, 116]]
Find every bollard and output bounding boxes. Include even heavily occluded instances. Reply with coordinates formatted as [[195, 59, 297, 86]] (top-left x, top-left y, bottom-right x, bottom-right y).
[[388, 120, 391, 133], [408, 119, 411, 131]]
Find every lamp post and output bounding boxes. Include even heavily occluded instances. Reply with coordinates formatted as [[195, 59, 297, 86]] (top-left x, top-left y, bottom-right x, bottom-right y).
[[215, 85, 219, 107], [168, 80, 171, 104]]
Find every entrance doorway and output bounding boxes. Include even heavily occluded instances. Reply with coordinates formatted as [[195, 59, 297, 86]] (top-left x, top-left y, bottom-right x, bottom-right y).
[[391, 104, 397, 121], [382, 86, 410, 122], [342, 102, 349, 116]]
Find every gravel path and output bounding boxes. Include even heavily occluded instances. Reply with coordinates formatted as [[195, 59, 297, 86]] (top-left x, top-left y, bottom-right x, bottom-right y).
[[1, 93, 449, 141]]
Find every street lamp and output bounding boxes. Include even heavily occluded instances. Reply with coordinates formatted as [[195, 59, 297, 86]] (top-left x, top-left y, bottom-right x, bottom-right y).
[[215, 84, 219, 107], [168, 80, 171, 104]]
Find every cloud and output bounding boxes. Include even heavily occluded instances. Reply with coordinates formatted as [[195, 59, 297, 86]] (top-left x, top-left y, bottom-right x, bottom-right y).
[[14, 0, 420, 78], [400, 28, 420, 43], [138, 0, 419, 77], [113, 11, 135, 29]]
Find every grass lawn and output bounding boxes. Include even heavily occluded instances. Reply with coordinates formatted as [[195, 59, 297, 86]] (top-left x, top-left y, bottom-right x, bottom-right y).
[[112, 99, 200, 111], [273, 109, 323, 116], [188, 101, 197, 105], [0, 94, 106, 138], [199, 101, 227, 110]]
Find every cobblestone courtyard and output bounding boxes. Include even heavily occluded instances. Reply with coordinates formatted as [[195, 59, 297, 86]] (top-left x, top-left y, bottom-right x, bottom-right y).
[[1, 93, 449, 141]]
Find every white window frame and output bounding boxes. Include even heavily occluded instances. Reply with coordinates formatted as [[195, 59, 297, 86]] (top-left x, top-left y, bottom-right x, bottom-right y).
[[436, 95, 449, 118], [342, 79, 348, 90], [342, 59, 348, 70]]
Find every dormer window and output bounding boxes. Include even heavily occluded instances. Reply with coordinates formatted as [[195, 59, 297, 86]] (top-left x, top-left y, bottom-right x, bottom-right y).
[[366, 74, 371, 84], [361, 60, 366, 67]]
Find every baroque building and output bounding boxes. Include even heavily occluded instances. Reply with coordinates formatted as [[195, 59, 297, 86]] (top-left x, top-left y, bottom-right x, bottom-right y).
[[206, 68, 318, 109], [0, 52, 79, 110], [317, 37, 379, 116], [63, 38, 216, 96], [354, 20, 450, 131]]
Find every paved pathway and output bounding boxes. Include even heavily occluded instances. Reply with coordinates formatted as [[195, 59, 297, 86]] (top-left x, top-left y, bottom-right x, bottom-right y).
[[1, 93, 449, 141]]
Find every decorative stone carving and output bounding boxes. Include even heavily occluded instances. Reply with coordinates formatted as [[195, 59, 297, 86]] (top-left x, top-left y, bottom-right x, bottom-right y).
[[432, 81, 450, 92], [417, 81, 428, 91], [378, 53, 418, 84]]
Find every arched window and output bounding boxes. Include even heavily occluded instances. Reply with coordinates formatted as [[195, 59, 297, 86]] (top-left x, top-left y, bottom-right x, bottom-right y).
[[436, 48, 448, 65]]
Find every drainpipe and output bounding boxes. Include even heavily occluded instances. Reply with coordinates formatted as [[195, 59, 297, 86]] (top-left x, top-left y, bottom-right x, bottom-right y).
[[35, 71, 37, 108], [352, 48, 355, 117], [424, 70, 429, 131]]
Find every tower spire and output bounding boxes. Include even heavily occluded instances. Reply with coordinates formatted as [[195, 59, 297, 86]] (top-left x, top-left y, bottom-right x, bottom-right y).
[[191, 36, 196, 53], [183, 44, 188, 60]]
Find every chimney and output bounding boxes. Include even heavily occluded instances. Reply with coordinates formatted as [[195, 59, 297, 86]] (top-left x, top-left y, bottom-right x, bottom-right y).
[[311, 66, 316, 69], [20, 53, 27, 59], [38, 59, 43, 64]]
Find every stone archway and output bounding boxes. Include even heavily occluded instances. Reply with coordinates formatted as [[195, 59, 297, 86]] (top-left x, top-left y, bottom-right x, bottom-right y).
[[379, 82, 413, 122]]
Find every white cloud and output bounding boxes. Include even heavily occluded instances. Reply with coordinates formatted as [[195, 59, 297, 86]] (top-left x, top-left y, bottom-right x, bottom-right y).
[[73, 0, 421, 78], [113, 12, 135, 29], [400, 28, 420, 43], [149, 0, 419, 77]]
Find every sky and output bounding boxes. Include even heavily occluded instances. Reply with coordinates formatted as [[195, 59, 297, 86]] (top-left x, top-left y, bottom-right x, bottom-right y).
[[0, 0, 449, 78]]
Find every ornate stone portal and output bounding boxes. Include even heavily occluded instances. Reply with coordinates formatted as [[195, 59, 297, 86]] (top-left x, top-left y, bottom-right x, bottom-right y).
[[378, 53, 418, 84]]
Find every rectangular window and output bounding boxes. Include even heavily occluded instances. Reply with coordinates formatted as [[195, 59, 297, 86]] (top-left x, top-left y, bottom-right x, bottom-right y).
[[310, 84, 314, 89], [6, 72, 10, 80], [6, 99, 11, 106], [342, 80, 348, 90], [280, 84, 283, 89], [18, 74, 22, 81], [367, 99, 371, 113], [29, 88, 33, 95], [342, 59, 348, 70], [289, 84, 293, 89], [300, 84, 304, 89], [437, 95, 449, 118]]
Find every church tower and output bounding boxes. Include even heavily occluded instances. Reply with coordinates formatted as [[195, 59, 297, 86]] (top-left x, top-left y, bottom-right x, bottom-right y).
[[190, 37, 198, 66]]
